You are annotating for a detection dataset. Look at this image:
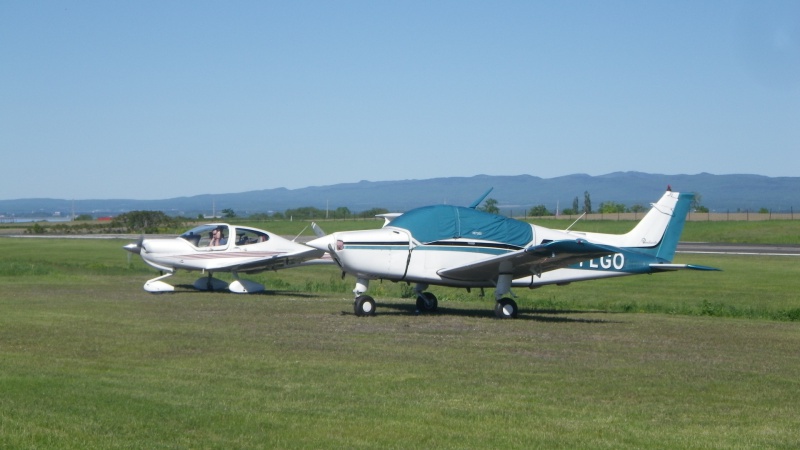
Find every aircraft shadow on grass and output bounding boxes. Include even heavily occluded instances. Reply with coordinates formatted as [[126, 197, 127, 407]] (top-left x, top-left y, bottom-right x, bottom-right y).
[[361, 301, 620, 324], [165, 286, 618, 323], [169, 285, 321, 299]]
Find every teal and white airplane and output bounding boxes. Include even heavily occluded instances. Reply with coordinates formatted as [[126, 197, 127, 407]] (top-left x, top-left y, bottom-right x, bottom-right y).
[[306, 188, 720, 318]]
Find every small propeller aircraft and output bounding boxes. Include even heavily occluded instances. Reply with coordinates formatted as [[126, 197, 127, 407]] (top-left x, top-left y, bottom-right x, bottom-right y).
[[124, 223, 330, 293], [306, 188, 720, 318]]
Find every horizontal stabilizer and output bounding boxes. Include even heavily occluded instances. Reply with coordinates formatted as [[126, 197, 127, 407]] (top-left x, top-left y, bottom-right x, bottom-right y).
[[649, 263, 721, 272]]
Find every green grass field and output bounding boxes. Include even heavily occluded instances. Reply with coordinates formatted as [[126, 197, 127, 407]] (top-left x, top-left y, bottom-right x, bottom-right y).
[[1, 238, 799, 448]]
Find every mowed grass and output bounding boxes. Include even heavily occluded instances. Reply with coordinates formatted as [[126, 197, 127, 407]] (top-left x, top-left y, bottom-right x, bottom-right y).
[[1, 238, 800, 448]]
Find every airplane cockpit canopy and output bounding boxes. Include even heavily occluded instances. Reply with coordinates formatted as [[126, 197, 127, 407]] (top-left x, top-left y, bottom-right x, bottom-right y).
[[388, 205, 533, 247], [180, 224, 229, 247], [179, 224, 269, 248]]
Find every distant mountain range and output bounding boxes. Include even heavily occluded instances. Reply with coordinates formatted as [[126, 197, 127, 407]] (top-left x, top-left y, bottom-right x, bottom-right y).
[[2, 172, 799, 218]]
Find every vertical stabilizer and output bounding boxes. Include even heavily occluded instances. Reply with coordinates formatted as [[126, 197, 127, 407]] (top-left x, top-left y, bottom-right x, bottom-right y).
[[620, 191, 693, 262]]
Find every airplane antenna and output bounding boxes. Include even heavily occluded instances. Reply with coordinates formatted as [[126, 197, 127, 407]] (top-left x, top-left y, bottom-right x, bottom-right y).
[[468, 187, 494, 209], [292, 225, 309, 242], [565, 212, 586, 232]]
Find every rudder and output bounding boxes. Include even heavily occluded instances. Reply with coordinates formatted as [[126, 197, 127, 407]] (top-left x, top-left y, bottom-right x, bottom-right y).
[[620, 191, 694, 262], [653, 192, 693, 262]]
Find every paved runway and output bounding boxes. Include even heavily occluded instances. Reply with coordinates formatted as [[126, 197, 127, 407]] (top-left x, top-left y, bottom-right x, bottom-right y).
[[677, 243, 800, 256]]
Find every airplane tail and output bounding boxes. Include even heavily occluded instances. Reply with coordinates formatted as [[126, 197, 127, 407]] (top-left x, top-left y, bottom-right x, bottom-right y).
[[618, 190, 693, 262]]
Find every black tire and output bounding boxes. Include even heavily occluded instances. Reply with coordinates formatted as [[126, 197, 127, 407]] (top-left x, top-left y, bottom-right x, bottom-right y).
[[415, 292, 438, 312], [494, 298, 518, 319], [354, 295, 377, 317]]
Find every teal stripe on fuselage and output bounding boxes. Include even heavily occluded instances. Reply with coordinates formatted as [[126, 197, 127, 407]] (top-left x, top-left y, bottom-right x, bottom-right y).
[[343, 242, 514, 256], [414, 244, 511, 256], [343, 244, 409, 251]]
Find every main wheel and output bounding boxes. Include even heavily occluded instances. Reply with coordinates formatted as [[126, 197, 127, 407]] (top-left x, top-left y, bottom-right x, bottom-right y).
[[415, 292, 438, 312], [354, 295, 377, 317], [494, 298, 518, 319]]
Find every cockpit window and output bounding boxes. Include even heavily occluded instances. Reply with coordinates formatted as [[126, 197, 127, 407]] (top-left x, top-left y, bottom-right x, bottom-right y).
[[235, 228, 269, 245], [180, 224, 229, 248]]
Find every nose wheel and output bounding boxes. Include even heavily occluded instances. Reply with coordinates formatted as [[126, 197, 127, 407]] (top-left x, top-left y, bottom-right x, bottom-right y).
[[354, 295, 376, 316]]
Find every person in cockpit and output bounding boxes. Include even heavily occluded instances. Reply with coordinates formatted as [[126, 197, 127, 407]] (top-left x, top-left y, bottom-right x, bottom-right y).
[[210, 227, 222, 246]]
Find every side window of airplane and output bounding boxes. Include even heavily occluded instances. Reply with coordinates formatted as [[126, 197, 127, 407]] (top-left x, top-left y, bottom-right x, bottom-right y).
[[236, 230, 269, 246]]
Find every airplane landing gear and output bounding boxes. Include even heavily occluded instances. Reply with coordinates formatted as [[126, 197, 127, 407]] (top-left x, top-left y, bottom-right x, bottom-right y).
[[229, 271, 265, 294], [354, 295, 376, 316], [415, 292, 438, 313], [352, 278, 376, 316], [494, 298, 518, 319], [193, 273, 229, 292], [144, 272, 175, 293], [413, 283, 438, 313], [493, 272, 518, 319], [348, 279, 439, 316]]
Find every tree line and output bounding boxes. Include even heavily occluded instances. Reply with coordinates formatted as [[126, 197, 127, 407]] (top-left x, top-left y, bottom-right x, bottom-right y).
[[25, 191, 715, 234], [487, 191, 709, 217]]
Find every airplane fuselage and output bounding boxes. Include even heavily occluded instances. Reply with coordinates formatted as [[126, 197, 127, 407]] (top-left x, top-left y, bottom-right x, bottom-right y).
[[307, 190, 718, 318], [126, 223, 329, 293], [326, 226, 659, 289], [140, 235, 308, 273]]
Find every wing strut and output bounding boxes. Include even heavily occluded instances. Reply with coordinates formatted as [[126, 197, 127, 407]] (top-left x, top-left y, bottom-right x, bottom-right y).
[[565, 212, 586, 232]]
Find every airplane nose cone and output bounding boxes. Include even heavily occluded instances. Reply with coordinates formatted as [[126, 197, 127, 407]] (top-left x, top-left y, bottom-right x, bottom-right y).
[[306, 234, 337, 252], [123, 243, 141, 254], [123, 236, 144, 254], [123, 235, 147, 254]]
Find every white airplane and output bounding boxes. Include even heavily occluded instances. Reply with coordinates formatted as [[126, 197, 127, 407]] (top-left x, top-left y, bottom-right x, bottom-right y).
[[124, 223, 330, 293], [307, 188, 720, 318]]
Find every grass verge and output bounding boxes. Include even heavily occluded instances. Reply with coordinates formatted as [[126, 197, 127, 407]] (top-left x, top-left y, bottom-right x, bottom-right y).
[[1, 238, 799, 448]]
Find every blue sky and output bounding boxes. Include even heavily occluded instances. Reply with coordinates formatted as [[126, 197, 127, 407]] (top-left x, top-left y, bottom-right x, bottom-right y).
[[2, 1, 798, 200]]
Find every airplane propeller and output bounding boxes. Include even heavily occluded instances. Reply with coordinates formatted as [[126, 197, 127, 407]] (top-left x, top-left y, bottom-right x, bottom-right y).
[[311, 222, 326, 238], [327, 243, 343, 269], [123, 235, 144, 255]]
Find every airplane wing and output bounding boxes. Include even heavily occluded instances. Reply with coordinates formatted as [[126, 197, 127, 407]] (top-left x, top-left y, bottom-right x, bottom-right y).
[[234, 248, 329, 274], [437, 239, 618, 282]]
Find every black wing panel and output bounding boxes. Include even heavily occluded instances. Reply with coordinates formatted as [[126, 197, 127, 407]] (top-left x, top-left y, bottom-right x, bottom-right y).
[[437, 239, 619, 281]]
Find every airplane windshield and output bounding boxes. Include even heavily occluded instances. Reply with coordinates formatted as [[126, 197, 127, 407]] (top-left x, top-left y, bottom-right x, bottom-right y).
[[180, 224, 229, 248]]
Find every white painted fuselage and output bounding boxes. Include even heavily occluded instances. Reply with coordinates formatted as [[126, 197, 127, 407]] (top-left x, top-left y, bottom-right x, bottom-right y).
[[306, 190, 718, 318], [125, 223, 328, 293]]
